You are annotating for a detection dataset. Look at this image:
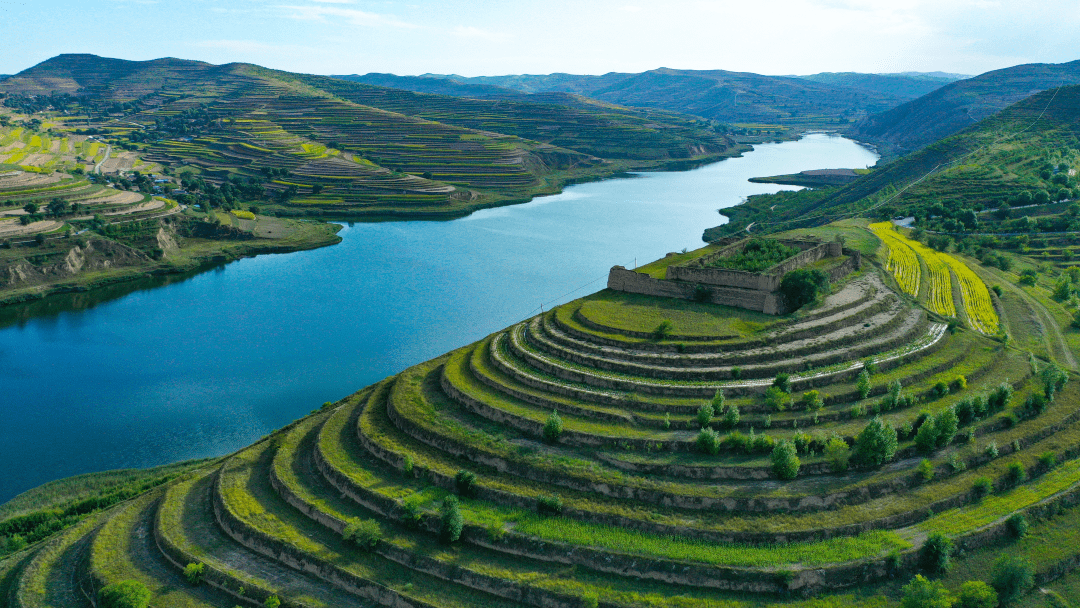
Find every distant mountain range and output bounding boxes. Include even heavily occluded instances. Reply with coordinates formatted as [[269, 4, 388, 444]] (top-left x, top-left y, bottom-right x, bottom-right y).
[[337, 68, 960, 130]]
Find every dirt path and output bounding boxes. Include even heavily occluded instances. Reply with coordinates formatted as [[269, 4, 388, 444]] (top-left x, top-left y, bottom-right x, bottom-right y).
[[93, 145, 111, 174]]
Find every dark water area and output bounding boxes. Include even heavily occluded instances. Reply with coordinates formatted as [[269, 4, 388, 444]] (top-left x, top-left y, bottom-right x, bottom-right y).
[[0, 134, 877, 503]]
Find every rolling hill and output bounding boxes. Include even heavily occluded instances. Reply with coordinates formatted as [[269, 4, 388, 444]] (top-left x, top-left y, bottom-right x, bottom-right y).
[[849, 60, 1080, 156], [0, 54, 740, 220]]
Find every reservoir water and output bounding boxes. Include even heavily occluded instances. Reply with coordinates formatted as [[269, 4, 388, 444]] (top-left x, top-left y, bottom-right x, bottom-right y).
[[0, 134, 876, 503]]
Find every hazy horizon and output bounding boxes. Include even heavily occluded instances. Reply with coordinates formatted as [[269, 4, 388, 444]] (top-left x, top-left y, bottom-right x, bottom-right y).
[[1, 0, 1077, 78]]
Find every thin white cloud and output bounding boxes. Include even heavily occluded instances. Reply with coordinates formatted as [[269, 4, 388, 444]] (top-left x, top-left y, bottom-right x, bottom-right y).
[[278, 4, 419, 28]]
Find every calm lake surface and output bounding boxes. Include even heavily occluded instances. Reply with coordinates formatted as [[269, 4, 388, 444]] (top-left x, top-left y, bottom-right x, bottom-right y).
[[0, 134, 876, 502]]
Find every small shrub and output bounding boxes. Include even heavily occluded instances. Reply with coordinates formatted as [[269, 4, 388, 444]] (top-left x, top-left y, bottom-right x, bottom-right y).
[[651, 319, 673, 340], [915, 416, 940, 454], [956, 580, 998, 608], [1005, 514, 1028, 539], [342, 519, 382, 550], [402, 454, 414, 476], [863, 357, 878, 374], [697, 428, 721, 455], [696, 403, 714, 429], [916, 459, 935, 482], [932, 381, 950, 398], [773, 372, 792, 393], [984, 441, 998, 458], [972, 476, 992, 500], [538, 493, 563, 515], [792, 432, 811, 454], [885, 549, 903, 578], [183, 562, 205, 586], [724, 430, 748, 452], [920, 532, 953, 576], [825, 436, 850, 472], [955, 398, 974, 424], [771, 440, 801, 480], [731, 366, 742, 380], [765, 386, 790, 411], [662, 412, 671, 430], [952, 375, 967, 391], [751, 431, 775, 454], [543, 411, 563, 443], [1004, 461, 1026, 488], [440, 496, 463, 543], [580, 592, 600, 608], [265, 596, 281, 608], [1038, 451, 1058, 473], [801, 389, 823, 411], [99, 581, 152, 608], [455, 470, 477, 497], [901, 574, 952, 608], [991, 554, 1034, 605], [400, 500, 422, 528]]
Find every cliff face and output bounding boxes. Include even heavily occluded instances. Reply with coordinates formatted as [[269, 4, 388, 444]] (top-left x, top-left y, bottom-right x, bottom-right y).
[[0, 237, 150, 290]]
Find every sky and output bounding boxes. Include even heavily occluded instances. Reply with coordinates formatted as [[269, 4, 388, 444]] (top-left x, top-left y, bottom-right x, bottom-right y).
[[0, 0, 1078, 77]]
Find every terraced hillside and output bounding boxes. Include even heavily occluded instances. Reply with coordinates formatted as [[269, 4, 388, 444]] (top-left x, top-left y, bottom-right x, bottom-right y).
[[711, 83, 1080, 238], [1, 55, 741, 220], [8, 239, 1080, 607]]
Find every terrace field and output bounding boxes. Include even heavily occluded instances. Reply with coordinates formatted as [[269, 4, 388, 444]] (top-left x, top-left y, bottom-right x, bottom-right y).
[[6, 217, 1080, 607]]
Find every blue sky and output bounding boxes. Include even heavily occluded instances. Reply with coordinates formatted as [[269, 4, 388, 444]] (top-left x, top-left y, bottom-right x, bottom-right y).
[[1, 0, 1078, 77]]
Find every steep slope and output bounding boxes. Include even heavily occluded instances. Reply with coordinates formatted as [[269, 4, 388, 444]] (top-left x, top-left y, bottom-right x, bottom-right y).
[[850, 60, 1080, 155]]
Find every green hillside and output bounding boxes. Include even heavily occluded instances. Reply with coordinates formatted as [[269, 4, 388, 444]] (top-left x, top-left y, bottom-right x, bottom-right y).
[[0, 54, 741, 220], [850, 60, 1080, 156], [711, 83, 1080, 240], [796, 72, 963, 100]]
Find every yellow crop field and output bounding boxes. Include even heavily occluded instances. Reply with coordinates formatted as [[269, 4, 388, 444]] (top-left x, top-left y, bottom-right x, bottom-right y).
[[943, 255, 999, 334], [907, 238, 956, 317], [869, 222, 920, 297], [868, 222, 998, 334]]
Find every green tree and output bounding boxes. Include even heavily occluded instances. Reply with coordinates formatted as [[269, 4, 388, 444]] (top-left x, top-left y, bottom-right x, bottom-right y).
[[264, 596, 281, 608], [780, 268, 829, 310], [771, 440, 800, 480], [722, 404, 740, 429], [857, 368, 871, 399], [956, 581, 997, 608], [773, 372, 792, 393], [801, 390, 823, 411], [992, 554, 1034, 605], [440, 495, 463, 543], [543, 411, 563, 443], [764, 386, 790, 411], [183, 562, 205, 585], [697, 428, 720, 455], [697, 403, 714, 429], [23, 202, 39, 214], [711, 389, 725, 413], [852, 416, 898, 467], [825, 436, 850, 472], [99, 580, 152, 608], [900, 574, 952, 608], [933, 407, 959, 447], [342, 519, 382, 550], [921, 533, 953, 576]]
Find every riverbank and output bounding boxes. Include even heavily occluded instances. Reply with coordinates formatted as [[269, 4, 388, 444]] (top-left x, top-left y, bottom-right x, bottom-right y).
[[0, 214, 342, 307]]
